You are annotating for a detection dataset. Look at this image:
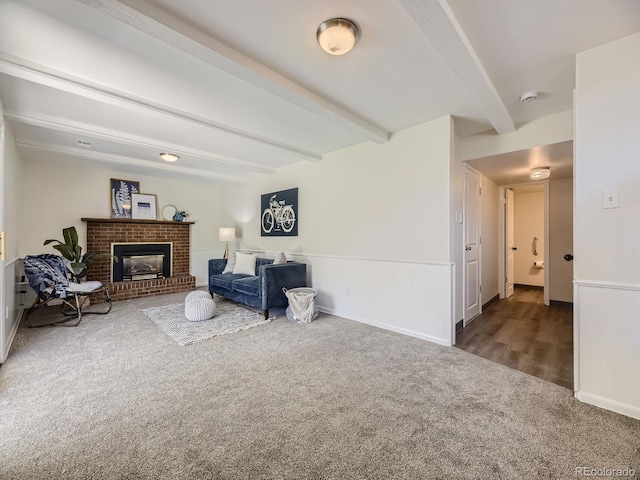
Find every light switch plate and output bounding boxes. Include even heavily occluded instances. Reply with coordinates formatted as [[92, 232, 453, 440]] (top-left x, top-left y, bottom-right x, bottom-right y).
[[603, 189, 619, 209]]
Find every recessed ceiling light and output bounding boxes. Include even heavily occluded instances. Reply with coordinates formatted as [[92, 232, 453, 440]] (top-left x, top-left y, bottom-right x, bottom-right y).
[[530, 167, 550, 180], [317, 18, 360, 55], [77, 140, 92, 148], [160, 153, 179, 162]]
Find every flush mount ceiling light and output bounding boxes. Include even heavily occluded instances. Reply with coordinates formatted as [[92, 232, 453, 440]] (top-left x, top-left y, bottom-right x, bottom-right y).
[[520, 90, 538, 103], [160, 153, 179, 162], [530, 166, 550, 180], [317, 18, 360, 55]]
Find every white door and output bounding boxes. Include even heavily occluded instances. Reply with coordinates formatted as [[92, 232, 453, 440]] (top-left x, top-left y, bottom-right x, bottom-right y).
[[464, 166, 481, 323], [505, 188, 515, 298]]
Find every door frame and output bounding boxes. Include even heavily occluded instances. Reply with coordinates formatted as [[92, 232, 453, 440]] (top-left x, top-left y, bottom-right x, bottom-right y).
[[462, 164, 482, 325], [498, 180, 550, 306], [0, 119, 5, 362]]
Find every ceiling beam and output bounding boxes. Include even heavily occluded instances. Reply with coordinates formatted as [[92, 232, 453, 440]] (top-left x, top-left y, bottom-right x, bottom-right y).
[[0, 53, 321, 163], [77, 0, 390, 144], [398, 0, 515, 135], [16, 141, 248, 183], [5, 110, 277, 175]]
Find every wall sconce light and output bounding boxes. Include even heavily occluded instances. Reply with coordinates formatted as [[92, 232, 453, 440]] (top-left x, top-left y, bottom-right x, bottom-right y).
[[218, 227, 236, 259], [317, 18, 360, 55], [160, 153, 179, 162], [530, 167, 550, 180]]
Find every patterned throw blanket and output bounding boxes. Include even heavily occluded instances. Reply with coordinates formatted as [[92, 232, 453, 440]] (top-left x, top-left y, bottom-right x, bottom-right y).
[[23, 254, 71, 298]]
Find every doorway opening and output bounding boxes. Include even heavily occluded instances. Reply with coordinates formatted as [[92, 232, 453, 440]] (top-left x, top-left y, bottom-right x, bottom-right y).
[[456, 141, 574, 389], [503, 184, 547, 304]]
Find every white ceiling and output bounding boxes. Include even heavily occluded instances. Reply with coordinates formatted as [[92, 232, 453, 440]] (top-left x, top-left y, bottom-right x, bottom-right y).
[[466, 140, 573, 186], [0, 0, 638, 183]]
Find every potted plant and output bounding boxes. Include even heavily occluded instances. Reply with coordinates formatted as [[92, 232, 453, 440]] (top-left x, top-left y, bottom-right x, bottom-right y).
[[172, 210, 189, 222], [44, 226, 117, 283]]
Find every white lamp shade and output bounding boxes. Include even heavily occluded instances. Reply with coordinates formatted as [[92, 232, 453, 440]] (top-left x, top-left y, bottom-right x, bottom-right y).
[[317, 19, 359, 56], [219, 227, 236, 242]]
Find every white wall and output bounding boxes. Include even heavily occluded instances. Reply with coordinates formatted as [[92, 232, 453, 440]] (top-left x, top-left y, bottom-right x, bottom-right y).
[[458, 110, 573, 161], [513, 190, 545, 287], [549, 178, 573, 302], [2, 121, 23, 363], [574, 32, 640, 420], [481, 175, 500, 303], [19, 159, 225, 286], [222, 117, 455, 345]]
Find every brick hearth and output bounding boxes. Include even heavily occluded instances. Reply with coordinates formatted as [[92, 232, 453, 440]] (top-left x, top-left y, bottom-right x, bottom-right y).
[[82, 218, 196, 301]]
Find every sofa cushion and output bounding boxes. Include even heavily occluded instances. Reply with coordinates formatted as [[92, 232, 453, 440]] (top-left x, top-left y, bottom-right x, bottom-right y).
[[210, 273, 251, 290], [233, 252, 257, 276], [232, 276, 260, 296], [221, 251, 236, 274]]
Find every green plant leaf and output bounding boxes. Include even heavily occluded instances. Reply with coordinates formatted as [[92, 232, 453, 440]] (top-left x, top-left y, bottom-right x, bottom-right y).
[[62, 227, 79, 249], [69, 262, 85, 275], [53, 244, 74, 261], [43, 239, 61, 246]]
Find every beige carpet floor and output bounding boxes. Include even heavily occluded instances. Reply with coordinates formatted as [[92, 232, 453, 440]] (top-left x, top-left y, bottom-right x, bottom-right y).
[[1, 291, 639, 479]]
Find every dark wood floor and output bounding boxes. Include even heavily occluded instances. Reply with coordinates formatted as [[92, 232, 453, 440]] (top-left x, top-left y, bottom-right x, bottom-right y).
[[455, 287, 574, 389]]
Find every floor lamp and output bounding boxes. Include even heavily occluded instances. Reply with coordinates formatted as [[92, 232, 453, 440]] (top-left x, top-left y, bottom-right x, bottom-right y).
[[219, 227, 236, 259]]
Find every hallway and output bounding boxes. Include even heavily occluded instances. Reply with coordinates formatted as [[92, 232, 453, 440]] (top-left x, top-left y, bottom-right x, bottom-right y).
[[455, 287, 573, 389]]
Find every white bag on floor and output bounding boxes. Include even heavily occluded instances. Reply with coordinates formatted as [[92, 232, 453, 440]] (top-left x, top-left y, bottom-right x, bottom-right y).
[[283, 287, 319, 324]]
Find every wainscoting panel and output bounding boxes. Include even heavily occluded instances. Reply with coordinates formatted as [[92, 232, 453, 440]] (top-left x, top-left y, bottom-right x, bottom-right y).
[[575, 281, 640, 420], [283, 253, 454, 346], [191, 248, 224, 287], [2, 259, 22, 363]]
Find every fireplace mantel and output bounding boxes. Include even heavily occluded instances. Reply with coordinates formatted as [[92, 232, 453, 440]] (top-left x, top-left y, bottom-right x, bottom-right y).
[[81, 217, 194, 225], [83, 218, 195, 301]]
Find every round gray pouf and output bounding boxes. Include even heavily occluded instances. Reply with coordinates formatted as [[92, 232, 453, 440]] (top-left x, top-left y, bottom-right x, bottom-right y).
[[185, 290, 212, 303], [185, 297, 216, 322]]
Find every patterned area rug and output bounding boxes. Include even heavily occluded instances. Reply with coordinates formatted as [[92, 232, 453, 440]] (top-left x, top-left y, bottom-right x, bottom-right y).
[[141, 298, 272, 346]]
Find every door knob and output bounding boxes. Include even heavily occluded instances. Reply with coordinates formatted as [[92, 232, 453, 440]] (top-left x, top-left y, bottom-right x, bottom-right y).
[[564, 254, 573, 261], [465, 246, 471, 251], [511, 247, 517, 251]]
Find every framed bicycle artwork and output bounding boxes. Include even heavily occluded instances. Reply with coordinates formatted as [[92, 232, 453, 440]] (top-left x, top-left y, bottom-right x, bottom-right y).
[[260, 187, 298, 236]]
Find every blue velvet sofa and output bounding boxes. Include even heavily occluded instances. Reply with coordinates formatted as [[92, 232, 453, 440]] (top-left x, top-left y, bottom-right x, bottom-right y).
[[208, 258, 307, 318]]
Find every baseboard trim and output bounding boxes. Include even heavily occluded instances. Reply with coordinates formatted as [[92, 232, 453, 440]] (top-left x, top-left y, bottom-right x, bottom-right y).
[[482, 294, 500, 311], [514, 284, 543, 290], [575, 391, 640, 421], [550, 299, 573, 308], [317, 306, 451, 347]]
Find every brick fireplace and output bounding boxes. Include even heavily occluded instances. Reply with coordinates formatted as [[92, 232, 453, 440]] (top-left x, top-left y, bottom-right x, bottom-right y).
[[82, 218, 196, 301]]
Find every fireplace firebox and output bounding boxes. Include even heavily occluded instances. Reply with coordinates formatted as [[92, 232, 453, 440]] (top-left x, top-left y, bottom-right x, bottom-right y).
[[112, 243, 172, 282]]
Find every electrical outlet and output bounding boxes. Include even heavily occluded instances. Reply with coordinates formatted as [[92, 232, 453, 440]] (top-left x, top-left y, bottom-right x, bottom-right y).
[[345, 288, 350, 297], [603, 188, 619, 209]]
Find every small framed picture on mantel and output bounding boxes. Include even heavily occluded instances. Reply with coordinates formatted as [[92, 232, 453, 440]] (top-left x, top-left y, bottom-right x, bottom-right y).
[[111, 178, 140, 218], [131, 193, 157, 220]]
